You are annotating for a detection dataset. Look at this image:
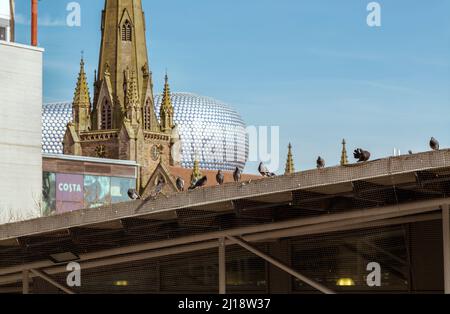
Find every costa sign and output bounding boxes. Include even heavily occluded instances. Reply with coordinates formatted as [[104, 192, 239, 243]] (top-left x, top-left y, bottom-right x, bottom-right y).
[[56, 174, 84, 213]]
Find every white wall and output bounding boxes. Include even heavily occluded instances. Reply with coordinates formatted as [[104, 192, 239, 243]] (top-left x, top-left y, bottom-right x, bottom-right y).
[[0, 41, 43, 224], [0, 0, 10, 21]]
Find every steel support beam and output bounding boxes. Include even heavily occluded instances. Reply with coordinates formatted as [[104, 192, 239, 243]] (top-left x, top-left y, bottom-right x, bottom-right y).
[[0, 211, 441, 287], [219, 238, 226, 294], [22, 270, 29, 294], [0, 206, 442, 286], [226, 235, 335, 294], [442, 204, 450, 294], [29, 269, 75, 295], [0, 197, 442, 281]]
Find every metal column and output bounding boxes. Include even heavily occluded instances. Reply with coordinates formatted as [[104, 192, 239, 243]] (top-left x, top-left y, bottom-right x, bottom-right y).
[[219, 238, 226, 294], [442, 204, 450, 294], [22, 270, 29, 294]]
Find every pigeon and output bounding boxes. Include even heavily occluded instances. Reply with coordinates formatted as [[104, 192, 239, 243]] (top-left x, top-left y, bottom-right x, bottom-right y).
[[127, 189, 141, 200], [408, 150, 413, 155], [430, 137, 440, 151], [316, 157, 325, 169], [216, 170, 225, 185], [176, 177, 185, 191], [353, 148, 371, 162], [258, 162, 276, 177], [233, 167, 242, 183], [151, 178, 166, 198], [189, 176, 208, 190]]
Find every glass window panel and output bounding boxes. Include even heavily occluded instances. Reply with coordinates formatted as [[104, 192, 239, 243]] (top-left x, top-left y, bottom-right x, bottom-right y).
[[111, 177, 136, 204], [42, 172, 56, 216], [84, 176, 111, 209], [226, 247, 267, 291], [291, 226, 409, 293], [0, 27, 6, 41]]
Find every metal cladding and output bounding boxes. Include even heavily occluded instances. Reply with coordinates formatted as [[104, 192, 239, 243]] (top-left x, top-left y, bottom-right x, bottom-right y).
[[42, 92, 249, 171], [154, 93, 248, 171]]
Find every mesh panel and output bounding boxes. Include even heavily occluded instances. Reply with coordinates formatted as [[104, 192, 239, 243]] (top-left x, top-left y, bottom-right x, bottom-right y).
[[2, 156, 450, 294]]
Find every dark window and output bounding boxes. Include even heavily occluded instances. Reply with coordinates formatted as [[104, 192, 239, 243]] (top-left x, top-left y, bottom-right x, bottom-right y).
[[291, 226, 410, 293], [101, 101, 112, 129], [143, 100, 152, 130], [0, 27, 6, 41]]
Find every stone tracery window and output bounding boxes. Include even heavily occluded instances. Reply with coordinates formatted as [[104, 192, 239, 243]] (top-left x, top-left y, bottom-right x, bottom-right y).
[[101, 100, 112, 129], [122, 20, 132, 42], [144, 99, 152, 130]]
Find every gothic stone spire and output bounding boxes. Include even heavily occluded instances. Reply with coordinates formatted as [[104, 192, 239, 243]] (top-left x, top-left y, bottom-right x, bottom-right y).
[[341, 139, 349, 166], [94, 0, 157, 130], [285, 143, 295, 175], [72, 57, 91, 132], [160, 73, 175, 133]]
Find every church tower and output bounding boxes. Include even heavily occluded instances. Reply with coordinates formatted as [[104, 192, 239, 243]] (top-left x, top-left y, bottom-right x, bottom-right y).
[[64, 0, 177, 193]]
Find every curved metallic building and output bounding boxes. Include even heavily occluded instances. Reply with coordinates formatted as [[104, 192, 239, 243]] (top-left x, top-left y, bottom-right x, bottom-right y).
[[42, 93, 249, 171]]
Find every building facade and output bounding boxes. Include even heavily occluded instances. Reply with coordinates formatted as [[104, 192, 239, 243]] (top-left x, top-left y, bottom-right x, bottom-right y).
[[0, 0, 13, 42], [0, 41, 43, 224]]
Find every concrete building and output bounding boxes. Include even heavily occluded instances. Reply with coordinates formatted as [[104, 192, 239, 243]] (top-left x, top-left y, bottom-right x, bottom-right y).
[[0, 0, 13, 42], [0, 41, 44, 224]]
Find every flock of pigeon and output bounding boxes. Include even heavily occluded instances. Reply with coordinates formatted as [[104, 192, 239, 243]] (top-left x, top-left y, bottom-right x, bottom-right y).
[[129, 137, 442, 200]]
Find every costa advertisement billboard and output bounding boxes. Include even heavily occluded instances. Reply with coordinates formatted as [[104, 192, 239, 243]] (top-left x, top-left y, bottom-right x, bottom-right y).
[[55, 173, 84, 213]]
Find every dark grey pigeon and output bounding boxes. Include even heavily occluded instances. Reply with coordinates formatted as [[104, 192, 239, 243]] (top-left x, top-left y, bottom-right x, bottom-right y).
[[128, 189, 141, 200], [353, 148, 371, 162], [189, 176, 208, 190], [408, 150, 413, 155], [151, 179, 166, 198], [233, 167, 242, 183], [176, 177, 185, 191], [317, 157, 325, 169], [258, 162, 276, 177], [430, 137, 440, 151], [216, 170, 225, 185]]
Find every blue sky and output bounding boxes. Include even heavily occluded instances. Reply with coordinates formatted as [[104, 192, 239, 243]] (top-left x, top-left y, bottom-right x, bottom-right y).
[[13, 0, 450, 173]]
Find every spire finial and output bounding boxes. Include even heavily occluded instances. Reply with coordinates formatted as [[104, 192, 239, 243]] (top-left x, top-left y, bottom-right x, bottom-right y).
[[340, 139, 349, 166], [160, 72, 175, 133], [191, 156, 202, 185], [285, 143, 295, 175]]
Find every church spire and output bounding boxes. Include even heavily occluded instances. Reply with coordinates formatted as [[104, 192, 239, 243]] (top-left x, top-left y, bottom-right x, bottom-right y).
[[94, 0, 156, 129], [285, 143, 295, 175], [340, 139, 349, 166], [72, 56, 91, 132], [160, 73, 175, 133]]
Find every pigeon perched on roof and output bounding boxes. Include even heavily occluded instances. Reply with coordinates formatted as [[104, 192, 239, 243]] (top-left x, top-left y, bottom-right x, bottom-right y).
[[151, 178, 166, 198], [176, 177, 185, 191], [216, 170, 225, 185], [233, 167, 242, 183], [127, 189, 141, 200], [258, 162, 276, 177], [353, 148, 371, 162], [317, 157, 325, 169], [189, 176, 208, 190], [408, 150, 413, 155], [430, 137, 440, 151]]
